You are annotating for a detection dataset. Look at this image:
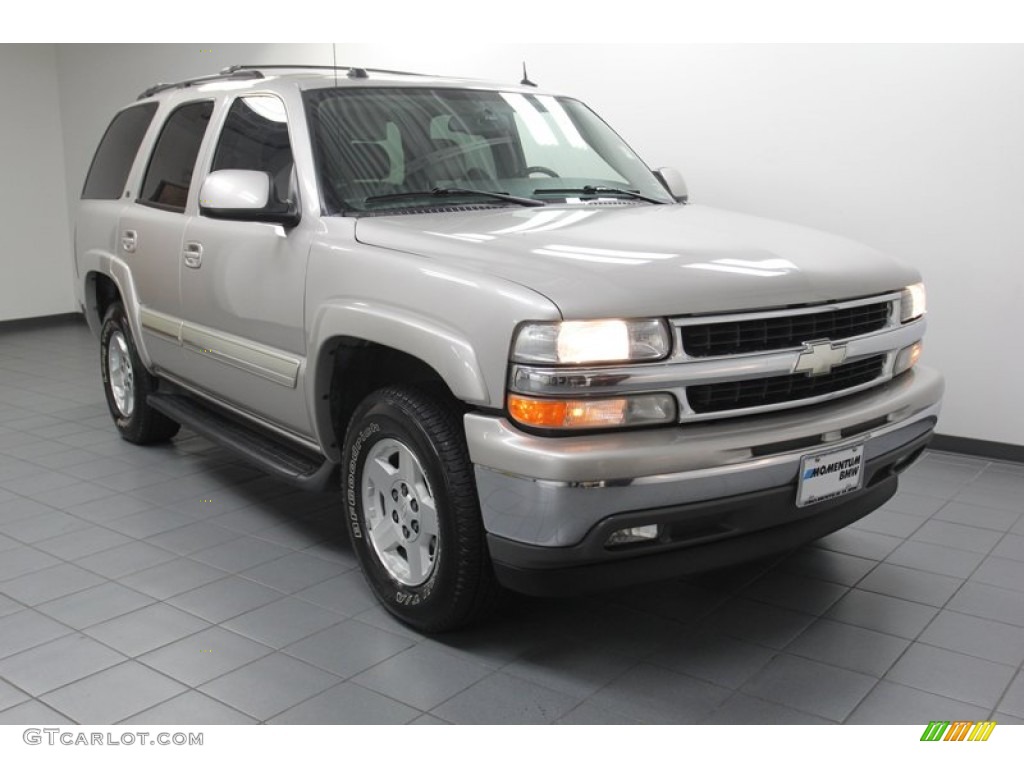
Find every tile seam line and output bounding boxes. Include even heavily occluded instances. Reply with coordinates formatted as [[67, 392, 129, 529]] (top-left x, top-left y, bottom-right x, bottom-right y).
[[843, 505, 1021, 722]]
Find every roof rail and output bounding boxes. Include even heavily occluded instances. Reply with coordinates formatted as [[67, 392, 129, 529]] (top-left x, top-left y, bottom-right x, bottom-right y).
[[136, 69, 264, 101], [137, 64, 442, 101], [219, 64, 436, 78]]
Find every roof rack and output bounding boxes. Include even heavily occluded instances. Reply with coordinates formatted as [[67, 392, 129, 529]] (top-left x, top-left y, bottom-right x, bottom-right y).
[[137, 69, 264, 100], [136, 64, 441, 101], [219, 64, 437, 78]]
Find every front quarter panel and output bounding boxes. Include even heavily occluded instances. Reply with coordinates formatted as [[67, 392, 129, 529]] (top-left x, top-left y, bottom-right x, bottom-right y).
[[304, 218, 560, 454]]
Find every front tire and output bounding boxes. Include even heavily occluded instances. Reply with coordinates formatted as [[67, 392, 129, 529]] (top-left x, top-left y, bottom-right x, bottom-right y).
[[100, 302, 180, 444], [342, 386, 499, 632]]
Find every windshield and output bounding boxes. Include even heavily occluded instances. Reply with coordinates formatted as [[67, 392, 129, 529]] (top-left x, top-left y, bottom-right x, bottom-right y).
[[303, 87, 675, 213]]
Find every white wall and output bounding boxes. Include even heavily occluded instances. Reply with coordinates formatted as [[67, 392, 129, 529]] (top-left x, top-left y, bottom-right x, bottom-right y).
[[46, 44, 1024, 446], [0, 44, 74, 321]]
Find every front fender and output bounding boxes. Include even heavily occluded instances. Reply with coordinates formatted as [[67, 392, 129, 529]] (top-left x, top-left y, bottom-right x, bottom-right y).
[[306, 301, 495, 459], [303, 227, 562, 458], [309, 300, 489, 403]]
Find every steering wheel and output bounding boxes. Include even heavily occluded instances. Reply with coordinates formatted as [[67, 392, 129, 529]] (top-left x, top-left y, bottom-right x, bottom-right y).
[[464, 167, 493, 182], [525, 166, 560, 178]]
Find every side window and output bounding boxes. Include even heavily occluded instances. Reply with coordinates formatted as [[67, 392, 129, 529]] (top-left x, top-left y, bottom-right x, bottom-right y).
[[82, 103, 158, 200], [139, 101, 214, 212], [210, 95, 295, 205]]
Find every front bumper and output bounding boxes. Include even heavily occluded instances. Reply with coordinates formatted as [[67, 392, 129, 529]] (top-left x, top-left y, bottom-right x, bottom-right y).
[[465, 365, 943, 595]]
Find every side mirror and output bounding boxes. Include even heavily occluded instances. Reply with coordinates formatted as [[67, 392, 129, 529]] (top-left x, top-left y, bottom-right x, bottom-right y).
[[199, 169, 300, 227], [653, 167, 688, 203]]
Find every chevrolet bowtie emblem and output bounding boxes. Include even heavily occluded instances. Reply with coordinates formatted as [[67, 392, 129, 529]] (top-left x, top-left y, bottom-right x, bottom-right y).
[[793, 340, 847, 377]]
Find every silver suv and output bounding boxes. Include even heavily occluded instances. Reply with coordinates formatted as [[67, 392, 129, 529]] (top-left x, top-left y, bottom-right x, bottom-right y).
[[74, 65, 943, 631]]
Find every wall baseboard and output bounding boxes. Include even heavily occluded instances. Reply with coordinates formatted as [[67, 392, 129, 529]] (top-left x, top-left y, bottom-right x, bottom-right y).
[[931, 433, 1024, 465], [0, 312, 85, 331]]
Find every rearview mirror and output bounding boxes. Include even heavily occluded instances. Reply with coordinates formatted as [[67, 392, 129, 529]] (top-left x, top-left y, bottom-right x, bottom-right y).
[[653, 167, 688, 203], [199, 169, 300, 227]]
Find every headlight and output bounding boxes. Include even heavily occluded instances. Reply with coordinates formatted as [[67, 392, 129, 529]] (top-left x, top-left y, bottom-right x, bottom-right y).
[[900, 282, 926, 323], [512, 319, 670, 364]]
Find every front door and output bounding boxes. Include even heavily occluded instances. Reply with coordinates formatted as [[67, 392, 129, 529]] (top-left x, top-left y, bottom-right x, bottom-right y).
[[178, 94, 313, 437]]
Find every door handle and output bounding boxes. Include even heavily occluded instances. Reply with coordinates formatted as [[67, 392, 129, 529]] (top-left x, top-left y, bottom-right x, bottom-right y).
[[121, 230, 137, 253], [183, 242, 203, 269]]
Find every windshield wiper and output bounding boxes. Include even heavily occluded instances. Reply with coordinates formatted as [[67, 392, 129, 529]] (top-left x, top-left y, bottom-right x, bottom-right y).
[[364, 187, 545, 208], [535, 185, 667, 204]]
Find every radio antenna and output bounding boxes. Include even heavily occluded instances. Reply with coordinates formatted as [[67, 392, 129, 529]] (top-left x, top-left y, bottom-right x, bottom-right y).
[[520, 62, 536, 87]]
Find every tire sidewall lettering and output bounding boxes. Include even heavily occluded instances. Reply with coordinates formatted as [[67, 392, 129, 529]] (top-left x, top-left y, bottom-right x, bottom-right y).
[[345, 421, 381, 540]]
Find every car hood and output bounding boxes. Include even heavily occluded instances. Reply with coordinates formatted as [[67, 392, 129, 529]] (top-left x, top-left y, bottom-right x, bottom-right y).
[[353, 204, 920, 318]]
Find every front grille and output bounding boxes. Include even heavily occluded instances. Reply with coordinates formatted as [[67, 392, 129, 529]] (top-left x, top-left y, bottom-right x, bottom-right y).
[[687, 355, 886, 414], [681, 302, 891, 357]]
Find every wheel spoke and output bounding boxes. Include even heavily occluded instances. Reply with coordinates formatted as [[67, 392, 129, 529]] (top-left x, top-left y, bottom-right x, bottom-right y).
[[365, 456, 397, 497], [369, 518, 402, 553], [394, 444, 421, 487], [416, 501, 439, 541], [405, 537, 427, 581], [411, 459, 431, 495]]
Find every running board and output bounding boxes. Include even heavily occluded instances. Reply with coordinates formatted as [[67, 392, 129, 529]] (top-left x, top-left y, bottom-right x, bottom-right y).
[[148, 393, 337, 492]]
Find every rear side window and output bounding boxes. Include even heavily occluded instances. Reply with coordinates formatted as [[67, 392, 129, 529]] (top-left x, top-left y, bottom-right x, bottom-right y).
[[139, 101, 214, 212], [81, 103, 158, 200]]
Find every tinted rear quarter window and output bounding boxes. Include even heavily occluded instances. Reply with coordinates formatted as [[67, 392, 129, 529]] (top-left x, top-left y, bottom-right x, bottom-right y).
[[139, 101, 214, 212], [81, 103, 158, 200]]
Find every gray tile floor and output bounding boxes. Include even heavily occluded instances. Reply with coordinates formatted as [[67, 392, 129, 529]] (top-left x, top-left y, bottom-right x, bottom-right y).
[[1, 318, 1023, 725]]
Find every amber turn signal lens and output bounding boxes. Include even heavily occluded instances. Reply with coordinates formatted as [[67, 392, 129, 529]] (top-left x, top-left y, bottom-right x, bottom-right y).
[[507, 394, 676, 430], [894, 341, 923, 375], [508, 396, 571, 428]]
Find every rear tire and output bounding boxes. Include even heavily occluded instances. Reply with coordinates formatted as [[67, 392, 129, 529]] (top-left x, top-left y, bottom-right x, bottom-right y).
[[100, 301, 180, 444], [342, 386, 499, 632]]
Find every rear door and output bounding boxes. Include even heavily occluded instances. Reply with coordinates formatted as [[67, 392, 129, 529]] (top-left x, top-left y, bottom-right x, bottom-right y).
[[118, 100, 214, 371]]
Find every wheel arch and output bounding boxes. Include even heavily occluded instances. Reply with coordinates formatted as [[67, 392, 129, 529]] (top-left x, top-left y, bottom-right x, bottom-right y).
[[84, 271, 123, 336], [313, 334, 472, 463], [83, 266, 157, 370], [307, 302, 491, 462]]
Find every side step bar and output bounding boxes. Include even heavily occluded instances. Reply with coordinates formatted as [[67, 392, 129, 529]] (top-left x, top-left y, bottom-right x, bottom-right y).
[[148, 393, 338, 492]]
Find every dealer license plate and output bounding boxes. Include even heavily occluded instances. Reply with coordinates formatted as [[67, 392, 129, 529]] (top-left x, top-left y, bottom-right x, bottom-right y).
[[797, 443, 865, 508]]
